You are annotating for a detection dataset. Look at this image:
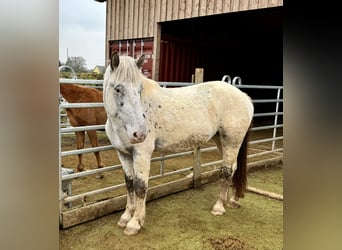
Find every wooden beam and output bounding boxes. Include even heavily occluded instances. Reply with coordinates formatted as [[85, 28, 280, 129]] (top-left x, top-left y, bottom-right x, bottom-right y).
[[152, 24, 161, 80], [61, 176, 193, 228], [247, 186, 283, 201]]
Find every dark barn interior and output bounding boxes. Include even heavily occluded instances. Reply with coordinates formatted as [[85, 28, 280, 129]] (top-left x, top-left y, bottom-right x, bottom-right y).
[[159, 6, 282, 86]]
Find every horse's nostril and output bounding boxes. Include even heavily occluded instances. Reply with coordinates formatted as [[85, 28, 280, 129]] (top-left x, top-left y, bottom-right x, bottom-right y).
[[132, 132, 146, 142]]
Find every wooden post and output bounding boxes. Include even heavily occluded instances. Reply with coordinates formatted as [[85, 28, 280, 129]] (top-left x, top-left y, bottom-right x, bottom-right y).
[[193, 146, 201, 188], [194, 68, 204, 83], [152, 23, 161, 80]]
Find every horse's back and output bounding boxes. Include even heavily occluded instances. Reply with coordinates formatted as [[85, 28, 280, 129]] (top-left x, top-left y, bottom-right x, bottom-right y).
[[198, 81, 248, 98], [197, 81, 253, 130], [60, 84, 106, 126], [194, 81, 253, 117], [60, 84, 103, 103], [157, 80, 253, 127]]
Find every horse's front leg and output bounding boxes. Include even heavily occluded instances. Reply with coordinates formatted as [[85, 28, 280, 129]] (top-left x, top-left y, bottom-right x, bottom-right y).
[[117, 152, 135, 229], [124, 152, 151, 236]]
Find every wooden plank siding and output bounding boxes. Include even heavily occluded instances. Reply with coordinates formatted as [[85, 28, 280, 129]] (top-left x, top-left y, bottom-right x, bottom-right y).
[[104, 0, 283, 72], [106, 0, 283, 40]]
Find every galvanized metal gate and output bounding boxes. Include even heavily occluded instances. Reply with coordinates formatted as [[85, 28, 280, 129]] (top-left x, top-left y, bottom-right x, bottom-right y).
[[59, 74, 283, 228]]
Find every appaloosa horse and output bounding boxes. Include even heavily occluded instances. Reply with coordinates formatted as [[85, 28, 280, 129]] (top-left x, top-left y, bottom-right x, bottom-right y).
[[60, 83, 107, 176], [103, 51, 254, 235]]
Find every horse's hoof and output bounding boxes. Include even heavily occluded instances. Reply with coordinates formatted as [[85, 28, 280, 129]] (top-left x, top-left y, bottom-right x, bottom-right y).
[[211, 209, 225, 216], [123, 227, 140, 236], [118, 219, 128, 228], [77, 164, 84, 172], [211, 201, 226, 215], [227, 200, 241, 208], [95, 174, 104, 179]]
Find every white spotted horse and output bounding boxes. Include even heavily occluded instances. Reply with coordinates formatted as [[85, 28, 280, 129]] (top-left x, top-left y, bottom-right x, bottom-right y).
[[103, 51, 254, 235]]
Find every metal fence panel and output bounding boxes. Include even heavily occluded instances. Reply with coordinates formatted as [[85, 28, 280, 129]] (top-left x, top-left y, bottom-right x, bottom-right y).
[[59, 78, 283, 227]]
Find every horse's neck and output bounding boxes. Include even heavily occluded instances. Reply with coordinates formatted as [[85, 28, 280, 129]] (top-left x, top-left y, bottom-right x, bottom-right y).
[[60, 84, 83, 103], [142, 78, 161, 98]]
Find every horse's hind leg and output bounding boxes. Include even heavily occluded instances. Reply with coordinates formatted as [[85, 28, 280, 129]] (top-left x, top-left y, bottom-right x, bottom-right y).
[[211, 134, 242, 215], [211, 179, 232, 215], [76, 131, 85, 171], [87, 130, 104, 179]]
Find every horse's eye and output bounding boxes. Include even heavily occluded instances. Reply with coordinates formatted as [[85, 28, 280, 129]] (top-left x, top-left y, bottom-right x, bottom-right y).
[[114, 85, 123, 94]]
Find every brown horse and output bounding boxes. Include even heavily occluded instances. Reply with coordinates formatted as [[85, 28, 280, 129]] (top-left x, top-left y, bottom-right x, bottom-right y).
[[60, 84, 107, 176]]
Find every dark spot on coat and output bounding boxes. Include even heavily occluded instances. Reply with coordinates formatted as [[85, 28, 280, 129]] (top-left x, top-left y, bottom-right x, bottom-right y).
[[220, 166, 233, 179], [134, 178, 147, 198], [124, 174, 134, 193], [154, 122, 158, 129], [158, 105, 162, 108]]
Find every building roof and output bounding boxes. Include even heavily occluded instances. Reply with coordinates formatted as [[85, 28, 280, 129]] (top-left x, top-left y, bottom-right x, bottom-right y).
[[93, 65, 105, 74]]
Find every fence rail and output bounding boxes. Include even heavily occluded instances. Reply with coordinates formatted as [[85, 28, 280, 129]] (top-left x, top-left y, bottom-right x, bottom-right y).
[[59, 78, 283, 228]]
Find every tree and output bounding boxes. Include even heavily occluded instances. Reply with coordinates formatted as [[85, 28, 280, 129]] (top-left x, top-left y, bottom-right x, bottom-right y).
[[65, 56, 88, 72]]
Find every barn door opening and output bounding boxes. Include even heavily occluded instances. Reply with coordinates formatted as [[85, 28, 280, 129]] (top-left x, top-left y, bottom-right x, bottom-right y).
[[158, 7, 282, 84]]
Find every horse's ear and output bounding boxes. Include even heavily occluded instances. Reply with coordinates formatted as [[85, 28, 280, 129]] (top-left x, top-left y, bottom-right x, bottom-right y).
[[136, 54, 145, 69], [110, 51, 120, 70]]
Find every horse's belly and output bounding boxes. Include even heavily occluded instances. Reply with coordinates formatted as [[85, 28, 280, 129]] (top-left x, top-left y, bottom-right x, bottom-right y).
[[155, 133, 211, 153]]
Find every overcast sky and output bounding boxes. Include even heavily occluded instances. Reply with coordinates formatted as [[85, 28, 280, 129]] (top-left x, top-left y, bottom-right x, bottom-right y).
[[59, 0, 106, 70]]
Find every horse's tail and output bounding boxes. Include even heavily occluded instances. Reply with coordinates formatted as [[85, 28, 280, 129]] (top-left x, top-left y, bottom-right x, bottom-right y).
[[232, 124, 251, 198]]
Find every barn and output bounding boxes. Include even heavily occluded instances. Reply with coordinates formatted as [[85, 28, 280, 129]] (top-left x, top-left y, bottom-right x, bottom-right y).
[[95, 0, 282, 84]]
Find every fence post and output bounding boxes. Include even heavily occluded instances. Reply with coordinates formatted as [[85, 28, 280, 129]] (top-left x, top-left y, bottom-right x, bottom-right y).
[[193, 146, 202, 188], [194, 68, 204, 84]]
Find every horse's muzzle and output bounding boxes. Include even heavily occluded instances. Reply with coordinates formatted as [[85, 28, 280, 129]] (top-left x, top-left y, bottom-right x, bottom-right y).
[[130, 131, 146, 144]]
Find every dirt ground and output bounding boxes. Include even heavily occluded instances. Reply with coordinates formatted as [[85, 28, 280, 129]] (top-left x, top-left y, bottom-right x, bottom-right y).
[[59, 166, 283, 249]]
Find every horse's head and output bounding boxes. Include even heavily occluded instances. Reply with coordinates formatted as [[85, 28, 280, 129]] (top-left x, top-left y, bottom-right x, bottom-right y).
[[103, 51, 147, 144]]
